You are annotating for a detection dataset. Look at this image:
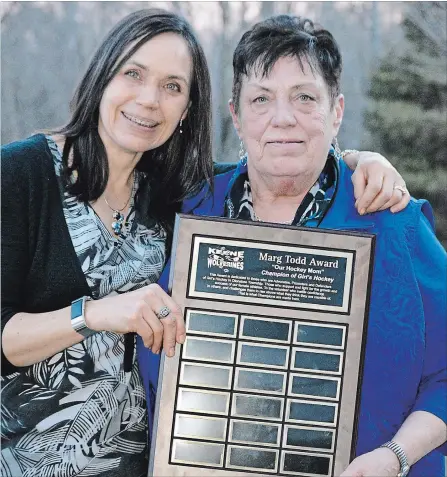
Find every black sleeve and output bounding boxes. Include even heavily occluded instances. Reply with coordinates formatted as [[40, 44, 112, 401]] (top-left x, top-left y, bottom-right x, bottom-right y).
[[1, 143, 32, 375]]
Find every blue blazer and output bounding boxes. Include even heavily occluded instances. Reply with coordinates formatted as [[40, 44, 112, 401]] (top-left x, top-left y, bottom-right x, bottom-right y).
[[138, 160, 447, 476]]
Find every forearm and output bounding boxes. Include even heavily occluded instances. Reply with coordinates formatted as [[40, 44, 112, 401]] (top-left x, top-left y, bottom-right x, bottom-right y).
[[392, 411, 447, 465], [2, 307, 84, 367], [2, 283, 187, 369]]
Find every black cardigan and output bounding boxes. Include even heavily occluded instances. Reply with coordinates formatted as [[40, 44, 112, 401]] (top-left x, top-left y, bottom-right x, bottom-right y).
[[1, 134, 91, 375], [1, 134, 237, 376]]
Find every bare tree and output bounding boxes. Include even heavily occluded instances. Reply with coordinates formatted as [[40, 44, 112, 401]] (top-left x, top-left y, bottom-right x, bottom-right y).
[[1, 1, 411, 156]]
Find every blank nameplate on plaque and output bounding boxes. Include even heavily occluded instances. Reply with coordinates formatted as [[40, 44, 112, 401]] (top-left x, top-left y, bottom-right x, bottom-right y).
[[235, 368, 286, 395], [227, 446, 279, 472], [176, 388, 229, 415], [289, 374, 340, 400], [281, 451, 333, 476], [292, 348, 343, 375], [283, 425, 335, 452], [294, 322, 346, 349], [286, 399, 338, 427], [171, 439, 224, 467], [150, 215, 375, 477], [180, 363, 232, 389], [241, 316, 291, 343], [229, 420, 281, 446], [186, 310, 237, 338], [238, 342, 289, 368], [232, 394, 284, 421], [182, 337, 235, 363], [174, 414, 227, 441]]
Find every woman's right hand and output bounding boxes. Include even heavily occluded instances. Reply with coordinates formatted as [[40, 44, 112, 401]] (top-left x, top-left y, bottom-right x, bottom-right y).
[[85, 284, 185, 357]]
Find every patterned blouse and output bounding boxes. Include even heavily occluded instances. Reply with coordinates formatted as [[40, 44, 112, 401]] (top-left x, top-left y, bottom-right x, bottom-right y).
[[225, 152, 338, 226], [1, 137, 166, 477]]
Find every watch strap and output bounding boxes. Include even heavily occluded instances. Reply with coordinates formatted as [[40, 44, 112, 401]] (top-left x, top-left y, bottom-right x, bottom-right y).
[[380, 440, 410, 477], [71, 296, 95, 338]]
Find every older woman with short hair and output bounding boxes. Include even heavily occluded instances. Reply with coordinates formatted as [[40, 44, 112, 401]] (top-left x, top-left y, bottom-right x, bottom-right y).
[[140, 15, 447, 477]]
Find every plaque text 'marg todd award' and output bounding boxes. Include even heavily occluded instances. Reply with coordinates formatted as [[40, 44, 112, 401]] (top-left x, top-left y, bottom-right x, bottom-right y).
[[149, 215, 375, 477]]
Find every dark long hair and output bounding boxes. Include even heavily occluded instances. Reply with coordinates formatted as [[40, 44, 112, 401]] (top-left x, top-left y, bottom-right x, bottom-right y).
[[54, 9, 213, 237]]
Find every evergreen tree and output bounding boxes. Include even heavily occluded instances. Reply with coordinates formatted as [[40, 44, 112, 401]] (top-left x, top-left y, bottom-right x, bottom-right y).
[[365, 2, 447, 246]]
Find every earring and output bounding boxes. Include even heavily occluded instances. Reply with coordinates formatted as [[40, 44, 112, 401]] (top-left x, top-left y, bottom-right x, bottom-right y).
[[332, 137, 342, 156], [238, 140, 246, 159], [179, 119, 183, 134]]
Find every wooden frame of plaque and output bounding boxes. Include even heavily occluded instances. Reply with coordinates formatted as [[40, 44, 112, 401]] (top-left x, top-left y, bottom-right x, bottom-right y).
[[149, 215, 375, 477]]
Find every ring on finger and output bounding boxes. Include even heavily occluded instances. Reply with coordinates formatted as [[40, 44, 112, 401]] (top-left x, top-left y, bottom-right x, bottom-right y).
[[156, 306, 171, 320], [394, 185, 408, 195]]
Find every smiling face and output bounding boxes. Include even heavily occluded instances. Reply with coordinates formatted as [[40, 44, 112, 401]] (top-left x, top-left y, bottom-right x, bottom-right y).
[[231, 55, 344, 187], [98, 32, 193, 157]]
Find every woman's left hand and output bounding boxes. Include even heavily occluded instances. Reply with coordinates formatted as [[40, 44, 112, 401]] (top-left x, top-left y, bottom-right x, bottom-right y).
[[346, 151, 410, 215], [340, 447, 400, 477]]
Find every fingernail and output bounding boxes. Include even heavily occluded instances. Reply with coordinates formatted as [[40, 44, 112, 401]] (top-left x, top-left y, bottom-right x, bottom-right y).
[[178, 334, 186, 344], [169, 347, 175, 357], [360, 208, 366, 215]]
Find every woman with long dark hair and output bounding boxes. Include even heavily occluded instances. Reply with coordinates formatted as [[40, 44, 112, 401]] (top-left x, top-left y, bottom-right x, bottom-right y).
[[1, 9, 212, 477]]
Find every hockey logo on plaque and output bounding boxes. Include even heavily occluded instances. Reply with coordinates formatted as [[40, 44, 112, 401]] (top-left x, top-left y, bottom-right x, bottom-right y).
[[149, 215, 375, 477]]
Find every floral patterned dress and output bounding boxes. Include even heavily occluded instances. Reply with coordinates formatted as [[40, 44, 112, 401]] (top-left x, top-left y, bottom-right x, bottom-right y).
[[1, 137, 166, 477]]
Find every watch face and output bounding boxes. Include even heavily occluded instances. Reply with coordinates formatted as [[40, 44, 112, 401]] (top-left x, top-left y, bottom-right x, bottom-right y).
[[71, 297, 84, 320]]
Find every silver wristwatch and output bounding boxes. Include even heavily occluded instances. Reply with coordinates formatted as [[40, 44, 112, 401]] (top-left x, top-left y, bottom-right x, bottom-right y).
[[71, 296, 95, 338], [380, 440, 410, 477]]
